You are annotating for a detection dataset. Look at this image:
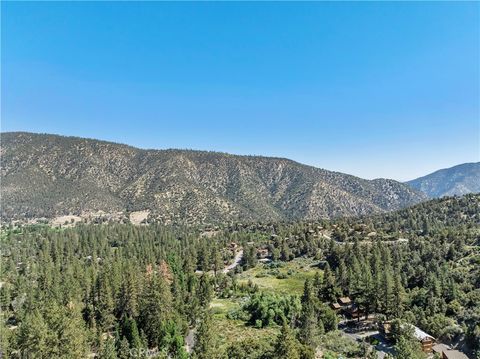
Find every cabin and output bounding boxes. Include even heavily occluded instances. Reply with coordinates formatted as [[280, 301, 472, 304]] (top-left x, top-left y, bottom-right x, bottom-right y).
[[344, 304, 364, 319], [412, 326, 435, 353], [433, 343, 450, 357], [379, 323, 435, 352], [256, 248, 270, 259], [442, 350, 469, 359], [338, 296, 352, 307], [433, 343, 469, 359], [330, 302, 341, 311], [379, 321, 392, 340], [258, 258, 271, 263]]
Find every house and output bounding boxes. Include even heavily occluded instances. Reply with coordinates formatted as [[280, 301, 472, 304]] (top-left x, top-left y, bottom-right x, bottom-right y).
[[412, 326, 435, 353], [379, 323, 438, 354], [330, 302, 341, 311], [442, 350, 469, 359], [345, 304, 364, 319], [338, 297, 352, 307], [433, 343, 451, 357], [379, 321, 392, 339], [256, 248, 270, 259]]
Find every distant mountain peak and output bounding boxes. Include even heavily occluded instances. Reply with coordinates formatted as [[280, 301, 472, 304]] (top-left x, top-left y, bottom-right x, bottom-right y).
[[407, 162, 480, 198]]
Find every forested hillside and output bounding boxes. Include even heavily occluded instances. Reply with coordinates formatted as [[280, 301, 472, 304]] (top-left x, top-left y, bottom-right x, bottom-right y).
[[1, 195, 478, 358], [1, 132, 425, 223]]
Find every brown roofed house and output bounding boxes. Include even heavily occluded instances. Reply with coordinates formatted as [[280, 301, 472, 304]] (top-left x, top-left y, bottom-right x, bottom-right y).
[[412, 326, 435, 353], [432, 343, 450, 357], [345, 304, 363, 319], [379, 321, 392, 339], [442, 350, 469, 359], [338, 297, 352, 306], [257, 248, 270, 259], [331, 302, 341, 311]]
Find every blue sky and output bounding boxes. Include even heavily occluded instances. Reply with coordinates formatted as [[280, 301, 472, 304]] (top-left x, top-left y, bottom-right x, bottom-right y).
[[2, 2, 479, 181]]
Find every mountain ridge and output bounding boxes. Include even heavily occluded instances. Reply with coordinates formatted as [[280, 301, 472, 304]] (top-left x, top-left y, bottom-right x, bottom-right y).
[[407, 162, 480, 198], [1, 132, 426, 223]]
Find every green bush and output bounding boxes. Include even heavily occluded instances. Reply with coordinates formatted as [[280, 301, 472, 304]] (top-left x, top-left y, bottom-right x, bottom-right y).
[[242, 292, 301, 327]]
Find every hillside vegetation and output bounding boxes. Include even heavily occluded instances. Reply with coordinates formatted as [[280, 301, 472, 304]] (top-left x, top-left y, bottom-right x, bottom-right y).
[[1, 132, 425, 223], [407, 162, 480, 198]]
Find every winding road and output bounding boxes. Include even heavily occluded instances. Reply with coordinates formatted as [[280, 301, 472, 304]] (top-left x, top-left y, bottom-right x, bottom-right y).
[[185, 248, 244, 353], [223, 249, 244, 274]]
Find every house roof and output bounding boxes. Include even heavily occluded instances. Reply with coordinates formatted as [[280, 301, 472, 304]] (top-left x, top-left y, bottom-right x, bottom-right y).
[[432, 343, 450, 354], [412, 325, 435, 341], [338, 296, 351, 304], [443, 350, 469, 359], [331, 302, 341, 309]]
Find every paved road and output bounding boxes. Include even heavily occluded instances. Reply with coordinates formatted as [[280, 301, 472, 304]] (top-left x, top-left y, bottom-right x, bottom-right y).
[[339, 329, 394, 359], [194, 248, 244, 276], [223, 249, 244, 274], [186, 249, 244, 353], [332, 237, 409, 245], [185, 327, 196, 353]]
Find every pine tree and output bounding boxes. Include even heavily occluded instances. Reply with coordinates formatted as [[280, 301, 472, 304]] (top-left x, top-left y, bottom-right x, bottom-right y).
[[140, 273, 173, 347], [98, 336, 118, 359], [299, 279, 318, 346], [117, 270, 140, 319], [117, 337, 130, 359], [370, 244, 383, 314], [52, 302, 89, 358], [394, 330, 425, 359], [17, 309, 51, 358], [97, 276, 116, 332], [392, 271, 405, 319], [273, 323, 300, 359], [121, 316, 143, 349], [320, 263, 339, 303], [312, 272, 322, 295], [197, 274, 213, 308], [336, 259, 349, 294], [0, 319, 11, 359], [356, 256, 373, 320], [381, 264, 395, 319], [212, 245, 224, 280], [193, 310, 217, 359], [19, 302, 89, 359]]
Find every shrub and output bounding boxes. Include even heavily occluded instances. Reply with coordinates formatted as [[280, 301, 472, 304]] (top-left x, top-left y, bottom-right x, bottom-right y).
[[242, 292, 301, 327]]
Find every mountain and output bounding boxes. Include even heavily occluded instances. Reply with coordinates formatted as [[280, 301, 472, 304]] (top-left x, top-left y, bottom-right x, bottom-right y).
[[0, 132, 426, 223], [407, 162, 480, 198]]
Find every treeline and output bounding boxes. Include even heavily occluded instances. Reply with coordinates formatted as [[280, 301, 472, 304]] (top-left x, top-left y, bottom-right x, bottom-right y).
[[243, 195, 480, 355], [1, 194, 479, 358], [0, 224, 236, 358]]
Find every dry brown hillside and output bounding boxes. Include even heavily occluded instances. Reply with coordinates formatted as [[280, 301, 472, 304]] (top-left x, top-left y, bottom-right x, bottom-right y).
[[0, 132, 426, 224]]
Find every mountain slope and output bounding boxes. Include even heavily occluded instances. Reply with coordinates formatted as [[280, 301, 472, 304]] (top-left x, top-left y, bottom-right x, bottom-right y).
[[407, 162, 480, 198], [0, 132, 426, 223]]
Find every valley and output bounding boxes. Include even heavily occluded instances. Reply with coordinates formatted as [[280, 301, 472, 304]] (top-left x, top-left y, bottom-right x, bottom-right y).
[[3, 3, 478, 359], [1, 194, 478, 358]]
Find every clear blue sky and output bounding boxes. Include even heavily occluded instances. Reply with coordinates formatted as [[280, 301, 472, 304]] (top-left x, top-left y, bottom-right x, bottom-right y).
[[2, 2, 479, 181]]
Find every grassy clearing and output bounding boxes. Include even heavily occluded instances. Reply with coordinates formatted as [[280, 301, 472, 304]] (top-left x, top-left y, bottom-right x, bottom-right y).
[[210, 258, 322, 349], [210, 297, 279, 349], [213, 317, 279, 349], [237, 257, 322, 295], [210, 297, 242, 317]]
